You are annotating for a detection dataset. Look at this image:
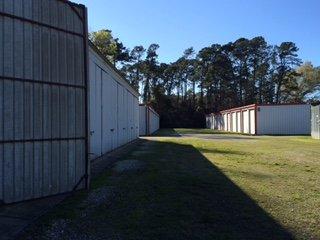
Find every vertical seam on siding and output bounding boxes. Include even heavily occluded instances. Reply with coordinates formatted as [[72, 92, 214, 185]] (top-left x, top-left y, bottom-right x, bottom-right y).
[[12, 2, 16, 201], [1, 13, 3, 200]]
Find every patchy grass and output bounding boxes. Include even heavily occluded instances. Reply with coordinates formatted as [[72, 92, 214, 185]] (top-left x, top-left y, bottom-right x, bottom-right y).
[[21, 130, 320, 240], [155, 128, 248, 136]]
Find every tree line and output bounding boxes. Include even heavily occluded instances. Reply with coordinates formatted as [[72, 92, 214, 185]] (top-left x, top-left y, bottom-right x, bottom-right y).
[[90, 29, 320, 128]]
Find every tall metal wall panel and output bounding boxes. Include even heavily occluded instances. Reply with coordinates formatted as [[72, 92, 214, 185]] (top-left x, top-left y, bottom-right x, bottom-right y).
[[139, 106, 147, 136], [0, 1, 88, 204], [257, 105, 311, 135], [134, 98, 139, 138], [89, 64, 102, 158], [89, 47, 139, 160], [149, 108, 160, 134], [117, 84, 124, 146], [311, 105, 320, 139], [139, 105, 160, 136]]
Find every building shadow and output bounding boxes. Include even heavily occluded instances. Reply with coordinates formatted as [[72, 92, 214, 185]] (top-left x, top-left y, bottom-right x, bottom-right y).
[[150, 128, 182, 137], [137, 139, 294, 240]]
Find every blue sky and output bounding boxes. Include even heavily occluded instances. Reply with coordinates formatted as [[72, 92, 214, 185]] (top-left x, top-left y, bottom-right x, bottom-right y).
[[74, 0, 320, 66]]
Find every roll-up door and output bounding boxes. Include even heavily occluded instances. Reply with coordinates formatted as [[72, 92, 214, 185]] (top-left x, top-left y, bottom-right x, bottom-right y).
[[121, 87, 127, 145], [223, 114, 227, 131], [0, 1, 88, 204], [130, 94, 134, 141], [110, 77, 118, 149], [237, 112, 241, 133], [232, 112, 237, 132], [90, 65, 102, 158], [117, 84, 123, 147], [135, 98, 139, 138], [249, 109, 256, 135], [102, 71, 111, 153], [102, 72, 118, 152], [243, 110, 249, 134]]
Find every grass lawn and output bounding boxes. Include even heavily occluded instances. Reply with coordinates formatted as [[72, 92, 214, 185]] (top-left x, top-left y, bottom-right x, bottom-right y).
[[21, 129, 320, 240]]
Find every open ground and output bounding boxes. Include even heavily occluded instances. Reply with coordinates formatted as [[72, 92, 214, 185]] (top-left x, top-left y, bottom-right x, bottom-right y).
[[19, 129, 320, 240]]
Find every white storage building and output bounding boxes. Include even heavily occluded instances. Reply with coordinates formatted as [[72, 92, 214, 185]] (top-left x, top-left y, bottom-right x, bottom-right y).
[[0, 1, 89, 204], [208, 104, 311, 135], [0, 0, 141, 205], [139, 105, 160, 136], [89, 43, 139, 160]]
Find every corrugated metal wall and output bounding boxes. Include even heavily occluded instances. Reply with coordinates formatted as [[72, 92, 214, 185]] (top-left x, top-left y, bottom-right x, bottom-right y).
[[149, 107, 160, 134], [311, 105, 320, 139], [139, 105, 160, 136], [257, 105, 311, 135], [89, 46, 139, 160], [139, 105, 147, 136], [0, 1, 88, 204]]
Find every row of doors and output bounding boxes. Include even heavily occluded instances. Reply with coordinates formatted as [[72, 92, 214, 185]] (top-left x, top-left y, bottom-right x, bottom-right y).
[[223, 110, 256, 134], [90, 63, 139, 159]]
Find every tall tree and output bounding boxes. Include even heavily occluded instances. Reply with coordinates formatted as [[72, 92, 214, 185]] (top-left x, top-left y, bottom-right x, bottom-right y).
[[273, 42, 302, 103], [143, 44, 160, 102], [89, 29, 130, 66]]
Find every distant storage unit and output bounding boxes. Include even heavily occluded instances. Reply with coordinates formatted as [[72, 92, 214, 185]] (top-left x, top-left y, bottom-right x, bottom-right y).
[[206, 114, 223, 130], [89, 43, 139, 160], [208, 104, 311, 135], [311, 105, 320, 139], [139, 105, 160, 136]]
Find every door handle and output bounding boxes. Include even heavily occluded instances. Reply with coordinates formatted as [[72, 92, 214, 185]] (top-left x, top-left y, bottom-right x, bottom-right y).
[[110, 129, 115, 132]]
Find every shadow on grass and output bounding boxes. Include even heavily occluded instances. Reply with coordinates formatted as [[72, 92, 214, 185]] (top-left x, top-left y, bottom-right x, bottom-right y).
[[124, 139, 295, 239], [154, 129, 260, 141], [19, 138, 295, 240], [151, 128, 182, 137], [195, 147, 248, 155]]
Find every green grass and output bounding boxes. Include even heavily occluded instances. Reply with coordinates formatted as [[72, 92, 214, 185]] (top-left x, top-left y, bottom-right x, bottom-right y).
[[154, 128, 237, 135], [22, 129, 320, 240], [153, 128, 248, 136]]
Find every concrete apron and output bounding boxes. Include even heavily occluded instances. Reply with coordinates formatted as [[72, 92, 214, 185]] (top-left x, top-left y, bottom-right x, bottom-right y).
[[0, 139, 142, 240]]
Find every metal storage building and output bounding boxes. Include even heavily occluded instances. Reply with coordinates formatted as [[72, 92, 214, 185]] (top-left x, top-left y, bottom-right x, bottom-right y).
[[89, 43, 140, 160], [208, 104, 311, 135], [206, 114, 223, 130], [139, 105, 160, 136], [0, 0, 140, 204], [0, 0, 89, 204], [311, 105, 320, 139]]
